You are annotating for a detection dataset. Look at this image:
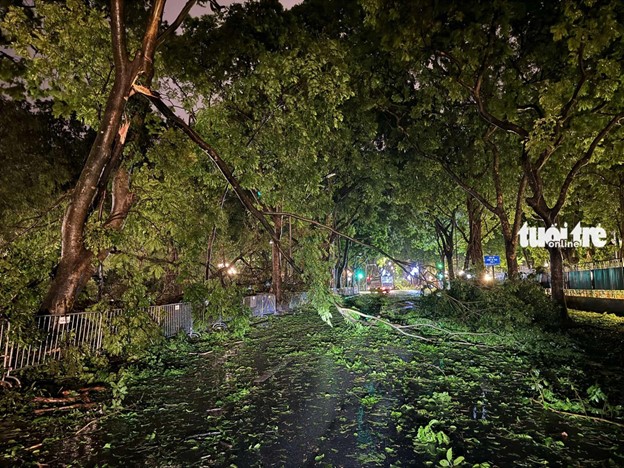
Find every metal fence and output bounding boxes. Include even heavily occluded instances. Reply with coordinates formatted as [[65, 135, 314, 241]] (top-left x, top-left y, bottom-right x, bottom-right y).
[[1, 294, 302, 386], [537, 262, 624, 291], [288, 292, 309, 310], [0, 303, 192, 387], [567, 259, 624, 271], [243, 293, 277, 317], [149, 303, 193, 337]]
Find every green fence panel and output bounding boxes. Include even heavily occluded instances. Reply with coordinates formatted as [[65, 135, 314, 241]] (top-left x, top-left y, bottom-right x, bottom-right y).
[[567, 270, 592, 290], [592, 268, 624, 290]]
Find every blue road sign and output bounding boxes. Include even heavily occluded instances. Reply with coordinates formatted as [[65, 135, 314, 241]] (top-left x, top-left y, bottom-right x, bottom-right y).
[[484, 255, 501, 266]]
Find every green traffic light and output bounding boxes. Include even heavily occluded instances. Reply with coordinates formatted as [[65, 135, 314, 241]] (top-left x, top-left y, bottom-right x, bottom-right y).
[[436, 262, 443, 270]]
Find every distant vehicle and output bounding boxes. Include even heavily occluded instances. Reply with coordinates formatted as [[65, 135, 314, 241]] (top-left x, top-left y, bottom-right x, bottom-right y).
[[368, 275, 382, 290], [381, 274, 394, 290], [368, 274, 392, 294]]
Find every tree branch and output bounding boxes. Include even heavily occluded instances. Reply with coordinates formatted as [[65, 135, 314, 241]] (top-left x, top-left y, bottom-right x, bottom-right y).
[[472, 89, 529, 138], [335, 304, 432, 342], [559, 45, 587, 124], [552, 112, 624, 217], [263, 211, 412, 274], [156, 0, 197, 47], [438, 159, 498, 214], [141, 91, 302, 274], [109, 0, 128, 75], [134, 0, 166, 79], [512, 172, 528, 236]]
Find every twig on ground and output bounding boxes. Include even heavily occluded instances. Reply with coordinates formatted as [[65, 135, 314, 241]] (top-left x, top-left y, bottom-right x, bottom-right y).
[[532, 399, 624, 428], [75, 410, 120, 435], [335, 305, 432, 342], [34, 403, 97, 415], [34, 396, 83, 404], [61, 386, 107, 396], [336, 304, 502, 348]]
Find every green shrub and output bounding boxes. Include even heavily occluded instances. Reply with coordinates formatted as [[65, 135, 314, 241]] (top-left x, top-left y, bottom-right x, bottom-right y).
[[420, 279, 559, 333]]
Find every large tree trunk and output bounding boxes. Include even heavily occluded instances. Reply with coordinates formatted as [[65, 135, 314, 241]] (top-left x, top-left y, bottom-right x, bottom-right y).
[[41, 0, 167, 315], [435, 216, 456, 281], [500, 217, 519, 279], [619, 173, 624, 259], [334, 239, 341, 289], [465, 195, 484, 273], [271, 214, 283, 304], [205, 227, 217, 280], [548, 246, 567, 319], [205, 186, 229, 280], [444, 248, 455, 281], [335, 239, 349, 289], [41, 88, 130, 314]]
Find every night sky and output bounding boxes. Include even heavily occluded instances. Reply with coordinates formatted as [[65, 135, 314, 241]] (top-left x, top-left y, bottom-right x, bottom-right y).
[[164, 0, 302, 22]]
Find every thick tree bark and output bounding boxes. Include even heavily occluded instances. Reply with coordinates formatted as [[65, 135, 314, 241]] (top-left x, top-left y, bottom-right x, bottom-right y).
[[205, 186, 229, 280], [41, 0, 166, 315], [271, 214, 282, 304], [500, 217, 519, 279], [444, 248, 455, 281], [548, 246, 567, 319], [435, 216, 455, 281], [335, 239, 349, 289], [465, 195, 484, 273]]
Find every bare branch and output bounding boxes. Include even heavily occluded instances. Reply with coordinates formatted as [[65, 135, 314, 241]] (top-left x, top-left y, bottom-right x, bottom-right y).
[[559, 45, 587, 123], [263, 211, 412, 274], [109, 0, 128, 75], [552, 112, 624, 217], [156, 0, 197, 48], [335, 304, 432, 342], [141, 91, 302, 274], [134, 0, 166, 80]]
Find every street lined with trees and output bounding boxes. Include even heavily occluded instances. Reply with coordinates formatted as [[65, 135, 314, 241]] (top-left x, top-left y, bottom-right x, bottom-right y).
[[2, 0, 623, 321], [1, 0, 624, 465]]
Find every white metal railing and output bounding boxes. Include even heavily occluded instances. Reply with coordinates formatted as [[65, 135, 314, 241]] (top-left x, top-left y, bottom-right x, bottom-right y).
[[1, 294, 302, 386], [243, 293, 277, 317], [0, 303, 192, 386]]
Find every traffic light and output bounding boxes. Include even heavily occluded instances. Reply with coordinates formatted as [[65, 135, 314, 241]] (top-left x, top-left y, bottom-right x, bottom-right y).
[[355, 269, 364, 281], [436, 262, 444, 280]]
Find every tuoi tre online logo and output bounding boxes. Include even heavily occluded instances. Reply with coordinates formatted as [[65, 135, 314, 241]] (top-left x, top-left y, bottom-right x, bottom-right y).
[[518, 222, 607, 249]]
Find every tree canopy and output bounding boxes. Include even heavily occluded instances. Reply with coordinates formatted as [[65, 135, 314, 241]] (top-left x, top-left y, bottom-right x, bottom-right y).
[[1, 0, 623, 322]]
